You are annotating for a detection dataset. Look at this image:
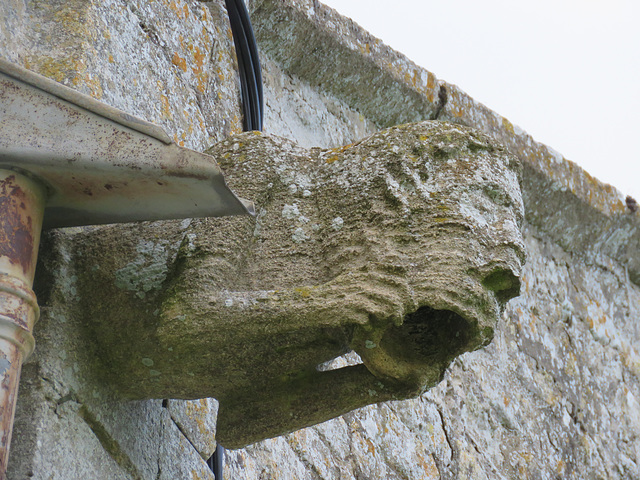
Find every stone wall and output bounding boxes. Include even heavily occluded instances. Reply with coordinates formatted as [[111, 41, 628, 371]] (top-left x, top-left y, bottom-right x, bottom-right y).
[[2, 0, 638, 479]]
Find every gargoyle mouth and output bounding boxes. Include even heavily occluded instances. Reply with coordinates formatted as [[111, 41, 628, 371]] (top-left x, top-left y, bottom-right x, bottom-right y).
[[353, 305, 486, 392], [385, 305, 483, 365]]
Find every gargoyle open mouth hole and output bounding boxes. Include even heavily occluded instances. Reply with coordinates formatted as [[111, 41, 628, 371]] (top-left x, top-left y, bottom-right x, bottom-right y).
[[381, 305, 478, 366]]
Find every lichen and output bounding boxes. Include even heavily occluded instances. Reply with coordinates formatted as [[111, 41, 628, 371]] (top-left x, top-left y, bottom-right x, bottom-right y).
[[114, 240, 170, 299]]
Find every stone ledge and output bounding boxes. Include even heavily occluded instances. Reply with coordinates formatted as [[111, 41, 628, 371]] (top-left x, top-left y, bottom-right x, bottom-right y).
[[252, 0, 639, 284], [251, 0, 442, 129]]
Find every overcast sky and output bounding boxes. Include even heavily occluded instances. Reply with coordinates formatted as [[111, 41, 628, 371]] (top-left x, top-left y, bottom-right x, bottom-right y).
[[320, 0, 640, 202]]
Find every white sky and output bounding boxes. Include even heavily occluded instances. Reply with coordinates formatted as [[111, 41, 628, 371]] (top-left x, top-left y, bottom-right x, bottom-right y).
[[320, 0, 640, 202]]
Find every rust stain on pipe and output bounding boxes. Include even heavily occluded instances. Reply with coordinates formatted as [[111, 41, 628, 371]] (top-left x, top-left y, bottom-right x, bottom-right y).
[[0, 341, 24, 473], [0, 170, 44, 476], [0, 175, 35, 276]]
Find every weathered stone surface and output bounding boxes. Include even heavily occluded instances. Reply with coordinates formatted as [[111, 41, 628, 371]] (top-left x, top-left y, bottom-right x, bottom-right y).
[[72, 121, 524, 448], [2, 0, 638, 477], [158, 408, 216, 480], [0, 0, 243, 149], [249, 0, 639, 287], [2, 1, 242, 477], [225, 224, 640, 479], [250, 0, 443, 129], [262, 56, 377, 149], [8, 232, 166, 480], [438, 82, 640, 286], [3, 0, 379, 473], [166, 398, 219, 459]]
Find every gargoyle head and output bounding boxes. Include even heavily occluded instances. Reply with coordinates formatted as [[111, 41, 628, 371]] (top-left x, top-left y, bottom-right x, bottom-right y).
[[318, 123, 525, 394], [77, 121, 525, 448]]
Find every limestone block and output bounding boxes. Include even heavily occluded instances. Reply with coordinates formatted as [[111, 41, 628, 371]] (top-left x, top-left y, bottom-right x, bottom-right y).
[[158, 408, 215, 480], [166, 398, 219, 460], [73, 120, 524, 448]]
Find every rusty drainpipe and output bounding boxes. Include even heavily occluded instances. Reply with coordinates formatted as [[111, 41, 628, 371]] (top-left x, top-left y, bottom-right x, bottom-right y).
[[0, 171, 45, 473]]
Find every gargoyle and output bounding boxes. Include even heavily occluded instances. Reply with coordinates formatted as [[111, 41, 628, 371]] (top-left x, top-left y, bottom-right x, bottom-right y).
[[73, 121, 525, 448]]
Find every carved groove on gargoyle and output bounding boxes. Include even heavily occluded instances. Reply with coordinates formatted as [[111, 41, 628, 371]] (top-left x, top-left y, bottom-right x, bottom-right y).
[[72, 121, 525, 448]]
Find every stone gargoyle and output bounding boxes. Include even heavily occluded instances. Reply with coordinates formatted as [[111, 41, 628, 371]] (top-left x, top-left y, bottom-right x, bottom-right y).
[[70, 121, 525, 448]]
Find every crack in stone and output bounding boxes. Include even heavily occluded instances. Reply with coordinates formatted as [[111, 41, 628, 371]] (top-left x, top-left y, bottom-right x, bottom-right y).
[[433, 84, 448, 120], [434, 404, 455, 478]]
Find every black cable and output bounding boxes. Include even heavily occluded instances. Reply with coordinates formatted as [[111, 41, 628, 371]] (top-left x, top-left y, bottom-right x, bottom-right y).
[[208, 443, 224, 479], [225, 0, 263, 131], [233, 0, 263, 125], [208, 1, 263, 478]]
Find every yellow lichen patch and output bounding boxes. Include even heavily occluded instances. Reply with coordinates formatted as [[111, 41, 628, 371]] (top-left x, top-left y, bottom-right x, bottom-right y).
[[364, 438, 376, 455], [230, 114, 243, 135], [327, 143, 355, 155], [192, 46, 206, 69], [184, 399, 213, 437], [191, 46, 208, 93], [161, 94, 173, 119], [326, 155, 340, 164], [196, 112, 206, 132], [172, 52, 188, 72], [413, 69, 421, 89], [34, 56, 84, 84], [200, 5, 209, 22], [294, 287, 312, 298], [53, 7, 88, 37], [427, 72, 436, 92], [501, 116, 515, 135], [168, 0, 184, 19], [416, 452, 440, 479], [108, 54, 114, 63], [83, 74, 104, 99]]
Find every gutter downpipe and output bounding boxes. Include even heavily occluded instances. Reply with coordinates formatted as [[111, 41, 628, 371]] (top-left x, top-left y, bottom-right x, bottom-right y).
[[0, 171, 45, 475]]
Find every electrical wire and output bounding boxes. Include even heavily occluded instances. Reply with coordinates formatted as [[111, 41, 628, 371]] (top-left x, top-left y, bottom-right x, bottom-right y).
[[207, 443, 224, 479], [225, 0, 263, 131]]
